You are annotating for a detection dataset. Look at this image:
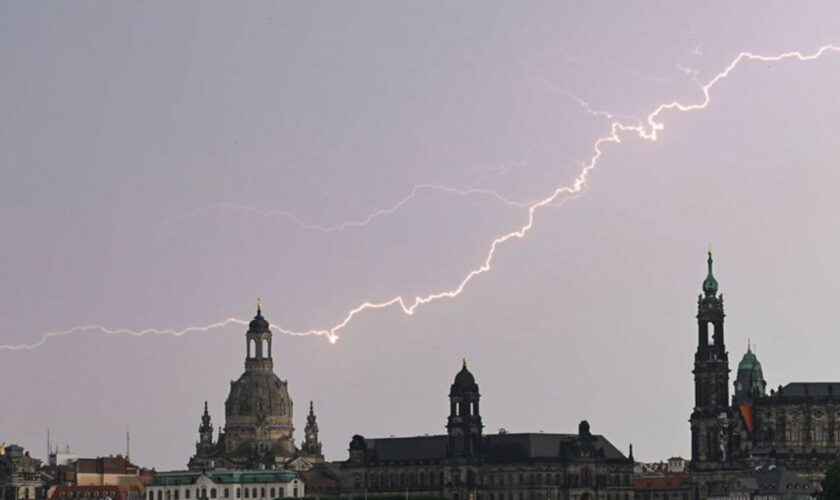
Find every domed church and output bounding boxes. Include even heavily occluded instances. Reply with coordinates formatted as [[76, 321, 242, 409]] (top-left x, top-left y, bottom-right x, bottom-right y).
[[188, 305, 324, 470]]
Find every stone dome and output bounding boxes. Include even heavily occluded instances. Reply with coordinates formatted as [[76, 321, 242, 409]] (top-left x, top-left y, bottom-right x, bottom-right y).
[[225, 370, 293, 420], [249, 307, 270, 333], [451, 360, 479, 394]]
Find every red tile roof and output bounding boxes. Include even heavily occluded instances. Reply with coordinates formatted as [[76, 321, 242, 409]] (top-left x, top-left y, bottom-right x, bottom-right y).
[[633, 474, 688, 490]]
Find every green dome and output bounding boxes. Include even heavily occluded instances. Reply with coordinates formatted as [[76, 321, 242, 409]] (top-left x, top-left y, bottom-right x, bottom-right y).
[[736, 345, 766, 397], [738, 349, 760, 371], [703, 251, 719, 297]]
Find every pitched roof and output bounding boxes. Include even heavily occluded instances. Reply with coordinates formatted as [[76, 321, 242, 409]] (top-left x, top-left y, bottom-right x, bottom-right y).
[[775, 382, 840, 398], [359, 433, 627, 464], [633, 474, 688, 491], [364, 435, 448, 462]]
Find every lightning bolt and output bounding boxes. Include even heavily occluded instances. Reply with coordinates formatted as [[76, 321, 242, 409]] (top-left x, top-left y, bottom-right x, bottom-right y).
[[163, 183, 533, 232], [556, 49, 695, 84], [5, 45, 839, 351]]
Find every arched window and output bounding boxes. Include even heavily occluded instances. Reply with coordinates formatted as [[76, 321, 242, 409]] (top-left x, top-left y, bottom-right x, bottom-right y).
[[788, 413, 802, 443], [263, 339, 270, 358], [582, 468, 593, 487]]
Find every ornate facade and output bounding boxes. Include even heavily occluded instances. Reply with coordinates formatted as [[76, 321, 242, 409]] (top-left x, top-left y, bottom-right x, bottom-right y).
[[341, 361, 634, 500], [188, 306, 324, 470], [688, 252, 840, 494]]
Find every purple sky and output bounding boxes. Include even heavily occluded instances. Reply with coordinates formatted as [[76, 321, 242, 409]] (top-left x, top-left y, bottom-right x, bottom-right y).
[[4, 2, 840, 469]]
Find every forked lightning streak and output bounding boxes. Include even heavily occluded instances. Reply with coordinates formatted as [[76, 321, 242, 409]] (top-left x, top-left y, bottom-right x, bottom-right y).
[[4, 45, 839, 351]]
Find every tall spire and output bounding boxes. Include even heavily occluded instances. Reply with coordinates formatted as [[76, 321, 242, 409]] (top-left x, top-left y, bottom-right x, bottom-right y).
[[302, 401, 323, 458], [703, 249, 719, 297], [198, 401, 214, 446]]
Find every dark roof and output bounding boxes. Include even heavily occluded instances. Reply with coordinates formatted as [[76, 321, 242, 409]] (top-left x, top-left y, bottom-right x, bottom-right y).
[[299, 465, 341, 491], [365, 436, 448, 462], [248, 307, 269, 333], [359, 433, 627, 464], [485, 433, 626, 462], [76, 457, 137, 475], [775, 382, 840, 398], [451, 364, 478, 394], [633, 474, 688, 491]]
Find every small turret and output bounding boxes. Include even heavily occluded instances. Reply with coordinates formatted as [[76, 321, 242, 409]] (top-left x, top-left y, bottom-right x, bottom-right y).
[[447, 358, 483, 457], [197, 401, 215, 451], [734, 341, 766, 405], [301, 401, 323, 460]]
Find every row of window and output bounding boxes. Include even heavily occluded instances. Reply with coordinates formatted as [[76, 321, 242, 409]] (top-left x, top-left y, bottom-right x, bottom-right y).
[[363, 470, 631, 490], [477, 492, 631, 500], [758, 425, 838, 443], [147, 486, 295, 500], [59, 491, 118, 499]]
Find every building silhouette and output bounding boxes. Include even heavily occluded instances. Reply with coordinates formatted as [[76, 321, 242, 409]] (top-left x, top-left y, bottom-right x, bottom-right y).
[[341, 361, 634, 500], [188, 305, 323, 470]]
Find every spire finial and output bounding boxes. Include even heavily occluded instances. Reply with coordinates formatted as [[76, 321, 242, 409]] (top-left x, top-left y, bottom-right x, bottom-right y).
[[256, 297, 262, 315], [204, 400, 209, 414], [702, 248, 719, 297], [462, 357, 467, 369], [747, 338, 751, 352], [309, 400, 314, 415]]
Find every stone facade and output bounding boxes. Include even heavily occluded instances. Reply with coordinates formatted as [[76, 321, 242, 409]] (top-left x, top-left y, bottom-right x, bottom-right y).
[[146, 470, 303, 500], [188, 306, 324, 470], [0, 445, 46, 500], [341, 361, 634, 500], [687, 252, 840, 496]]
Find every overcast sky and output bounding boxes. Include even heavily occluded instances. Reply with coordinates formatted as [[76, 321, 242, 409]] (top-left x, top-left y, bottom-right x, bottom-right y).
[[3, 1, 840, 469]]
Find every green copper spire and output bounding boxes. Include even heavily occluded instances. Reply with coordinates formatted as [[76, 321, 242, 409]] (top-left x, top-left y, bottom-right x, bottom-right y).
[[703, 249, 719, 297]]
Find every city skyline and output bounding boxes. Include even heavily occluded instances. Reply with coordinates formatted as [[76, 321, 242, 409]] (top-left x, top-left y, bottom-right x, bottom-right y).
[[5, 2, 840, 470]]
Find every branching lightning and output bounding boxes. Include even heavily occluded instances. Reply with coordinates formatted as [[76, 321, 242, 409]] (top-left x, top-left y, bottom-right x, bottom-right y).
[[5, 45, 839, 352], [163, 183, 533, 232]]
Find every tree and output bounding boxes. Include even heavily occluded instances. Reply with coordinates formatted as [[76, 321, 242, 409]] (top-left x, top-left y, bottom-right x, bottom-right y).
[[819, 462, 840, 500]]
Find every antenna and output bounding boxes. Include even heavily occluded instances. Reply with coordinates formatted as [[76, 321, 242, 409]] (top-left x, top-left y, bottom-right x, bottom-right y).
[[47, 429, 50, 460], [126, 430, 130, 461]]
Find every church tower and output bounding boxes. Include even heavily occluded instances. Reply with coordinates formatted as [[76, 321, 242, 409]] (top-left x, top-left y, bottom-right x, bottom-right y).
[[301, 401, 324, 461], [690, 251, 731, 469], [447, 359, 483, 457], [223, 304, 295, 466], [198, 401, 214, 447]]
